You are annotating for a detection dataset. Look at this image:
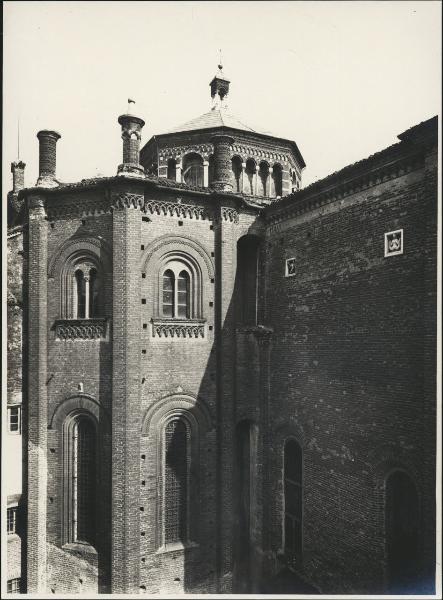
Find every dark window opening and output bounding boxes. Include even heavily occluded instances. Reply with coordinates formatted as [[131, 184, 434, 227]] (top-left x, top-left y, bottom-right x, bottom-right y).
[[75, 270, 86, 318], [236, 235, 260, 326], [165, 419, 189, 544], [231, 156, 242, 192], [182, 153, 204, 187], [273, 163, 283, 197], [72, 416, 96, 545], [167, 158, 177, 181]]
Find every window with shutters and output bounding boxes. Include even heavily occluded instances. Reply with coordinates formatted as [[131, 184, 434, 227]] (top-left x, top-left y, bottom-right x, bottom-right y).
[[7, 578, 22, 594], [7, 506, 18, 535], [284, 439, 303, 564], [161, 263, 191, 319], [163, 418, 191, 545]]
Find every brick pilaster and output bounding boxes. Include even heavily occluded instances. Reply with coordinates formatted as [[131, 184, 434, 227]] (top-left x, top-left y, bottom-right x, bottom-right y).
[[214, 205, 237, 591], [111, 192, 142, 593], [26, 194, 48, 593]]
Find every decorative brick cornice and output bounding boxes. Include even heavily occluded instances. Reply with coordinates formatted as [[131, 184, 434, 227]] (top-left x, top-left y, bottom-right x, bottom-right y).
[[111, 192, 145, 211], [46, 198, 109, 220], [145, 199, 210, 220], [151, 318, 206, 339], [54, 318, 109, 340], [220, 207, 239, 223], [266, 150, 425, 227]]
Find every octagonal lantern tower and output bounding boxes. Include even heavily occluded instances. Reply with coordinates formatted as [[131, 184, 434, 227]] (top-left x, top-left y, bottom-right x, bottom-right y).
[[140, 65, 305, 202]]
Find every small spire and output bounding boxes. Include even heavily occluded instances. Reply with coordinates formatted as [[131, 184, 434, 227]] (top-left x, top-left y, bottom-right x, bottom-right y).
[[209, 56, 230, 110], [17, 119, 20, 160]]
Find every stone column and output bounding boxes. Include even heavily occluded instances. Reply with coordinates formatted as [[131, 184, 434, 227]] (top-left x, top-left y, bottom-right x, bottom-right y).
[[211, 134, 234, 192], [254, 165, 259, 196], [203, 160, 209, 187], [176, 161, 182, 183], [26, 194, 48, 593], [111, 190, 143, 593], [241, 162, 246, 194], [268, 167, 274, 198], [36, 130, 61, 188]]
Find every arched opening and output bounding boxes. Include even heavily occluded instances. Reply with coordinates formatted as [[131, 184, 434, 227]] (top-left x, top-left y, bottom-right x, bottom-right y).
[[258, 161, 269, 196], [75, 270, 86, 318], [231, 156, 243, 193], [162, 269, 174, 317], [73, 416, 97, 544], [273, 163, 283, 197], [291, 170, 298, 193], [89, 268, 100, 318], [161, 261, 193, 319], [208, 154, 215, 186], [164, 418, 190, 544], [177, 270, 190, 318], [386, 470, 420, 593], [284, 439, 303, 566], [182, 153, 204, 187], [236, 235, 260, 326], [167, 158, 177, 181], [245, 158, 256, 195], [65, 413, 98, 546]]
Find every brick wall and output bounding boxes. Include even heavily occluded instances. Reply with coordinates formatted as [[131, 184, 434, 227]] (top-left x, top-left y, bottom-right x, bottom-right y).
[[262, 133, 437, 593]]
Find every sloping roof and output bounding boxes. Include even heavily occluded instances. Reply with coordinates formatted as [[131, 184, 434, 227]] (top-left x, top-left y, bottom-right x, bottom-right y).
[[165, 107, 258, 134]]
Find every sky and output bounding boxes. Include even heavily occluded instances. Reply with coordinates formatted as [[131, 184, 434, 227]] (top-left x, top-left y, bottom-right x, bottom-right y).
[[3, 0, 441, 194]]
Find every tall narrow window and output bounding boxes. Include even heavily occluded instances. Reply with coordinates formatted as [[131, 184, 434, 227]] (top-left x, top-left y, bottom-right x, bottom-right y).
[[177, 271, 190, 318], [236, 235, 260, 326], [75, 270, 86, 318], [7, 405, 21, 434], [284, 439, 303, 564], [72, 416, 96, 545], [386, 470, 420, 593], [7, 506, 17, 534], [162, 269, 174, 317], [231, 156, 242, 192], [273, 163, 283, 197], [164, 418, 189, 544], [161, 264, 192, 319], [167, 158, 177, 181], [89, 268, 99, 318]]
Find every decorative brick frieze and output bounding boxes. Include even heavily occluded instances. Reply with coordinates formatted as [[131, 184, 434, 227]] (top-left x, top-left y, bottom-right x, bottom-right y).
[[46, 199, 109, 220], [151, 318, 206, 339], [54, 319, 109, 341], [159, 144, 214, 160], [267, 152, 425, 225], [145, 199, 209, 220], [221, 207, 239, 223], [111, 192, 145, 211]]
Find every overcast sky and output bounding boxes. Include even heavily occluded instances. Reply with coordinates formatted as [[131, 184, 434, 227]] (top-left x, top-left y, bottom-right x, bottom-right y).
[[3, 0, 441, 194]]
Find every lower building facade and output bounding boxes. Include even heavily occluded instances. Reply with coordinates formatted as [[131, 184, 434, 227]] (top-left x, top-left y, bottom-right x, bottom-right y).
[[6, 114, 437, 595]]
